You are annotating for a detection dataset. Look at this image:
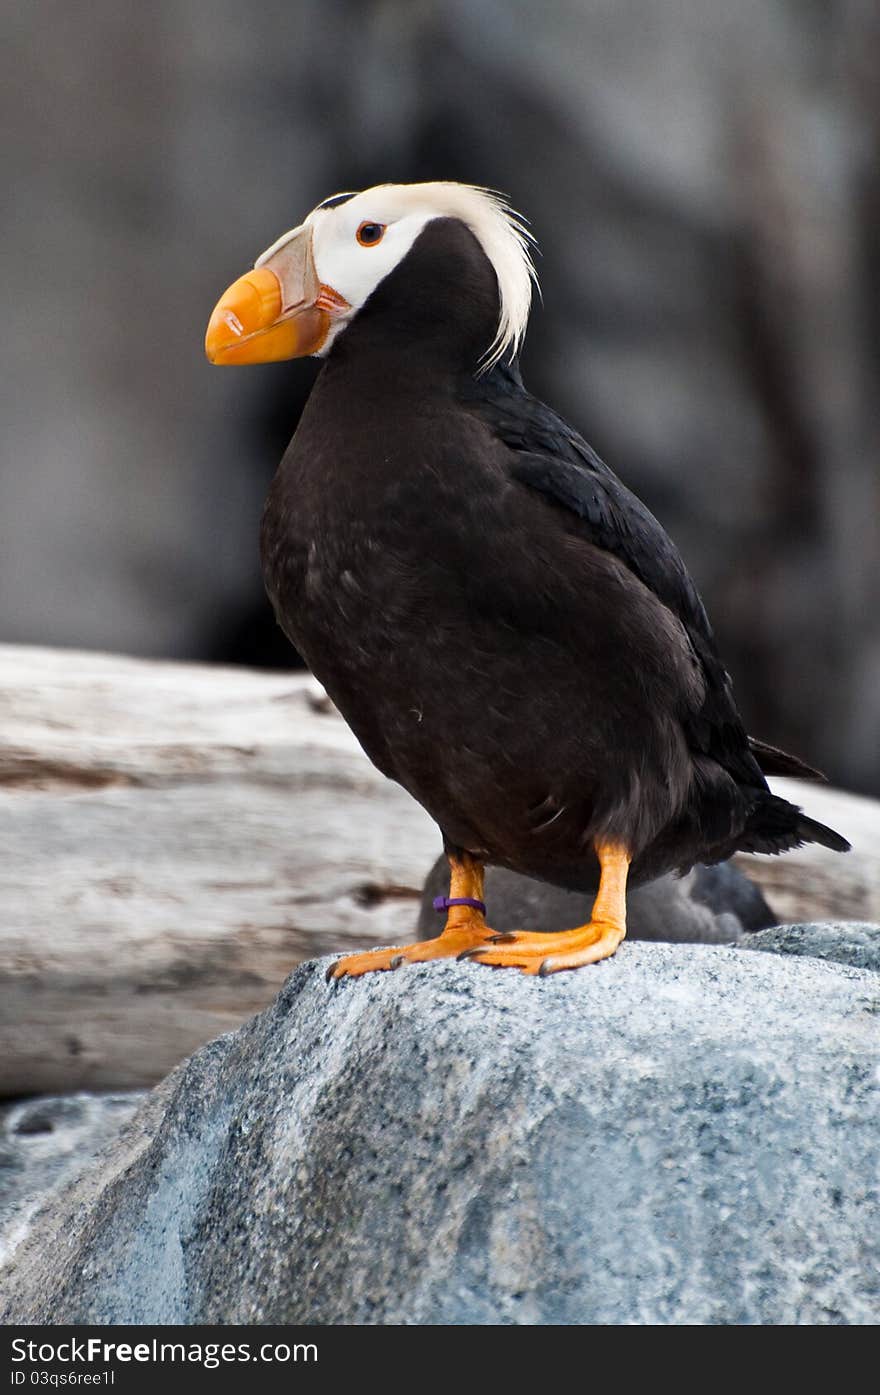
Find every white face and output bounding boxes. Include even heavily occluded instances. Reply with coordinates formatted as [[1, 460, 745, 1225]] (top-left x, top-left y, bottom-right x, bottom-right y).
[[306, 191, 443, 353], [313, 192, 437, 336]]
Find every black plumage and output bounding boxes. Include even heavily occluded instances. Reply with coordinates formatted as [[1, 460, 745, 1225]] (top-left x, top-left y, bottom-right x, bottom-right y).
[[260, 216, 846, 936]]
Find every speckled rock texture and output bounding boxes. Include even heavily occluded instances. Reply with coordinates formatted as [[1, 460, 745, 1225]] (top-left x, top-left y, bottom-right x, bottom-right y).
[[745, 921, 880, 973], [0, 1093, 145, 1269], [1, 941, 877, 1326]]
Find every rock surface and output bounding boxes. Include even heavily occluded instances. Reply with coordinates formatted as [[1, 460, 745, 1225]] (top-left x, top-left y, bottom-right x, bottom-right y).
[[0, 1093, 145, 1269], [2, 941, 877, 1326], [745, 921, 880, 973]]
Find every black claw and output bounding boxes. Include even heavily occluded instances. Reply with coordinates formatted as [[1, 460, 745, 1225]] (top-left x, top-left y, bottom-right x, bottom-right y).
[[456, 947, 481, 963], [390, 954, 405, 970], [488, 931, 518, 943], [326, 961, 341, 984], [538, 959, 552, 977]]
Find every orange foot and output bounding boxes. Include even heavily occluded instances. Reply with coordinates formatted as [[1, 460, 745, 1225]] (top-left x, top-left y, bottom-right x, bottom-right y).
[[460, 920, 625, 975], [327, 920, 496, 981]]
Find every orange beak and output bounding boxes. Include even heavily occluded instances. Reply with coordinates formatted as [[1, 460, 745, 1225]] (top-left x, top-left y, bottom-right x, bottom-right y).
[[205, 225, 347, 365]]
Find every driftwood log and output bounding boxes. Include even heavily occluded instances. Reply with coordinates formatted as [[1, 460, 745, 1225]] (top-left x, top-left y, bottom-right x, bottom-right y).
[[1, 644, 877, 1096]]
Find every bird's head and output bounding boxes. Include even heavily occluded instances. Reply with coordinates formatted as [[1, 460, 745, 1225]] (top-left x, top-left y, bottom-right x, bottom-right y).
[[205, 182, 537, 373]]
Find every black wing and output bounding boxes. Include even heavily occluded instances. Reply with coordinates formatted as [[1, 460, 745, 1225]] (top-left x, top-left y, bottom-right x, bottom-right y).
[[464, 362, 767, 789]]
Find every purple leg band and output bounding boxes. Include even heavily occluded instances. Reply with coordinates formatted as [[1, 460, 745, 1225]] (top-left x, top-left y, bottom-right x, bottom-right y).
[[433, 895, 487, 915]]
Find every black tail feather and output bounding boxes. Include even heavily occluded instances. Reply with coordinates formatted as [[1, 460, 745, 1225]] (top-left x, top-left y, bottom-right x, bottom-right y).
[[742, 793, 850, 856], [748, 736, 826, 783], [795, 812, 851, 854]]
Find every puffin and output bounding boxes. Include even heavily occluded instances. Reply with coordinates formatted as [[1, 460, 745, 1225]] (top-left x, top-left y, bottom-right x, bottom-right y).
[[205, 181, 848, 978]]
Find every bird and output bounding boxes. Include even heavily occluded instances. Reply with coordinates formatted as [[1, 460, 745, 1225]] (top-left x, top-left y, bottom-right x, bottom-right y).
[[205, 181, 848, 978]]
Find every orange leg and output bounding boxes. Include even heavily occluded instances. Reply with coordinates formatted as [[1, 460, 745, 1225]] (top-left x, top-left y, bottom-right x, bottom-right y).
[[327, 852, 494, 981], [461, 840, 631, 976]]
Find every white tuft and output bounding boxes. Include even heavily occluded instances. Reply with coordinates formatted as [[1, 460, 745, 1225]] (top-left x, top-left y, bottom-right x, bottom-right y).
[[375, 182, 539, 370]]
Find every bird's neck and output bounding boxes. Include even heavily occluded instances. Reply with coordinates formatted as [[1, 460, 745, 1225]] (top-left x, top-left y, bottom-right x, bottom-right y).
[[318, 216, 504, 393]]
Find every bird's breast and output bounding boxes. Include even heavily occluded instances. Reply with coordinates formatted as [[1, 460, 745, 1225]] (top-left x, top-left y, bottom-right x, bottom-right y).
[[261, 430, 443, 679]]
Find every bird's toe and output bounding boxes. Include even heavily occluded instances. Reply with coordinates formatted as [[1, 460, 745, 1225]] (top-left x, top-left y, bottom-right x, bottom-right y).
[[463, 921, 625, 974], [328, 920, 499, 981]]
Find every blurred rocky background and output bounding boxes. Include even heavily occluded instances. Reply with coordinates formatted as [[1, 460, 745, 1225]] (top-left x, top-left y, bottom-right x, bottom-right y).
[[3, 0, 879, 793]]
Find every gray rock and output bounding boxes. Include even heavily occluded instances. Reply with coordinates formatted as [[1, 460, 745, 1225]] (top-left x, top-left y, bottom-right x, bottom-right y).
[[745, 921, 880, 973], [2, 941, 877, 1325], [417, 857, 776, 944], [0, 1093, 145, 1268]]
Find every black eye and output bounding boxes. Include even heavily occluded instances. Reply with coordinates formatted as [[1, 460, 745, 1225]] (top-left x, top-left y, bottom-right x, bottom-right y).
[[356, 221, 386, 247]]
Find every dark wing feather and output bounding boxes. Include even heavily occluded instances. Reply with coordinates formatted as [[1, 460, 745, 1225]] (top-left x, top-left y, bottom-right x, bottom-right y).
[[465, 363, 766, 789]]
